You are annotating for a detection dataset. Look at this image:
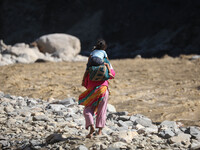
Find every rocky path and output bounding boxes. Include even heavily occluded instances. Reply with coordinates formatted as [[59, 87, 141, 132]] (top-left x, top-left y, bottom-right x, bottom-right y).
[[0, 91, 200, 149]]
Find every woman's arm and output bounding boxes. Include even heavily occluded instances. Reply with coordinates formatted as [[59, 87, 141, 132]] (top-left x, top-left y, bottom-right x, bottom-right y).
[[82, 55, 91, 87]]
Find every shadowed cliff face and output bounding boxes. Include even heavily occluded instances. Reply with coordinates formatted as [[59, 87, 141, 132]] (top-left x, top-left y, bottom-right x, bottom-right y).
[[0, 0, 200, 58]]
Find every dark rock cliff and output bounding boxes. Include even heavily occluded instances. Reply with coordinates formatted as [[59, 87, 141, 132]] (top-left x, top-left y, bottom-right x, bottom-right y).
[[0, 0, 200, 58]]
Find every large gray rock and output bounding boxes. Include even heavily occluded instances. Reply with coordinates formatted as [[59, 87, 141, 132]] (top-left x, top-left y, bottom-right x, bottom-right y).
[[36, 33, 81, 61]]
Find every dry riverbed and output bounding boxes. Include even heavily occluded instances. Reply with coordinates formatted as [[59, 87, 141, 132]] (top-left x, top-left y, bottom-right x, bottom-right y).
[[0, 55, 199, 126]]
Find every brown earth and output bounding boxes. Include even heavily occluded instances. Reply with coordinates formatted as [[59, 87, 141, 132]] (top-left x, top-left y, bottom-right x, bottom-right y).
[[0, 55, 200, 126]]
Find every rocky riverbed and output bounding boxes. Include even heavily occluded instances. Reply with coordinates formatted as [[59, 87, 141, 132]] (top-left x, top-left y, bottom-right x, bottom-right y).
[[0, 91, 200, 150], [0, 55, 200, 127]]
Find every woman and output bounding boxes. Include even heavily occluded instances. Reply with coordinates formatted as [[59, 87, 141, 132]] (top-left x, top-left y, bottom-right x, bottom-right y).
[[79, 39, 115, 138]]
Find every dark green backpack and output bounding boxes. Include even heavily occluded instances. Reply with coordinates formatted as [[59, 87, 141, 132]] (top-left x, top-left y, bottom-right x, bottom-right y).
[[89, 58, 110, 81]]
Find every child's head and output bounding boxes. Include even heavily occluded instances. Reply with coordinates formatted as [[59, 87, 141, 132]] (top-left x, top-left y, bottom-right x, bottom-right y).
[[94, 39, 107, 50]]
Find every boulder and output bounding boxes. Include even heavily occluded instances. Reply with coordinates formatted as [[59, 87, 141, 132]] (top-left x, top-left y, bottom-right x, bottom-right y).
[[36, 33, 81, 61], [9, 43, 45, 63]]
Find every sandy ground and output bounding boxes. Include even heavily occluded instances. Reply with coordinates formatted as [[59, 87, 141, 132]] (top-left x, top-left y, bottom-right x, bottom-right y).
[[0, 55, 199, 126]]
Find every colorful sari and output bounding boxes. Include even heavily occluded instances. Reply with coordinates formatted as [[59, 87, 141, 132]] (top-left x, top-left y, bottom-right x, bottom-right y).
[[78, 85, 108, 112]]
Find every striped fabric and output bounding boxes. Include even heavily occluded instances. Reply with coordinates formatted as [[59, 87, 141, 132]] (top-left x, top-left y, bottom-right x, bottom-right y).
[[89, 65, 109, 81], [78, 85, 108, 111], [89, 58, 111, 81]]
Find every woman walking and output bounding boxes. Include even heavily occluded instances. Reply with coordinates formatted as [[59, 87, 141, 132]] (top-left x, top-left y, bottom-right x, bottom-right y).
[[79, 39, 115, 138]]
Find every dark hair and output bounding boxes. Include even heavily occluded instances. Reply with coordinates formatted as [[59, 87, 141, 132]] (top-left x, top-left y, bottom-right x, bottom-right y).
[[93, 39, 107, 50]]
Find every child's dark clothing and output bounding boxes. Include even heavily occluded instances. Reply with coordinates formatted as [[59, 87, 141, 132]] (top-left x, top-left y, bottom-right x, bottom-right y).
[[87, 57, 104, 70], [86, 49, 108, 70]]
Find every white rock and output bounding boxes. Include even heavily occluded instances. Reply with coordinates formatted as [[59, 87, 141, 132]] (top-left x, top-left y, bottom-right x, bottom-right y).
[[76, 145, 88, 150], [190, 139, 200, 150], [169, 133, 191, 145], [190, 55, 200, 60], [107, 104, 116, 113], [108, 142, 127, 149], [36, 33, 81, 61], [48, 104, 66, 111], [113, 131, 138, 143], [13, 43, 29, 48], [4, 105, 15, 113], [10, 46, 45, 63]]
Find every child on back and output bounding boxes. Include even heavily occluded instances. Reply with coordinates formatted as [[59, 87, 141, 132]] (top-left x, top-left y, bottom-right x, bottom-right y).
[[82, 39, 114, 86]]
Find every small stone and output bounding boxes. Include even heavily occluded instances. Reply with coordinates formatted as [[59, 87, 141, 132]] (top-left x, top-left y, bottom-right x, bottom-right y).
[[4, 105, 15, 113], [69, 140, 77, 145], [46, 133, 66, 144], [159, 129, 175, 139], [57, 146, 64, 150], [33, 115, 49, 122], [30, 139, 40, 146], [92, 142, 107, 150], [124, 120, 133, 127], [159, 120, 180, 134], [56, 97, 76, 105], [118, 115, 130, 121], [133, 118, 153, 127], [0, 140, 10, 147], [31, 112, 44, 116], [108, 142, 127, 149], [107, 104, 116, 113], [27, 99, 38, 106], [113, 131, 138, 143], [76, 145, 88, 150], [168, 133, 191, 145], [115, 111, 129, 116], [142, 125, 158, 134], [7, 118, 17, 126], [118, 120, 128, 128], [186, 126, 200, 140], [136, 124, 145, 130], [190, 139, 200, 150], [47, 104, 65, 111], [150, 134, 163, 143]]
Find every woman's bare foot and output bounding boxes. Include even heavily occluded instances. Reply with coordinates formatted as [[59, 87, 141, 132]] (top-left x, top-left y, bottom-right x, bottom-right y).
[[86, 125, 95, 138], [97, 128, 102, 135]]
